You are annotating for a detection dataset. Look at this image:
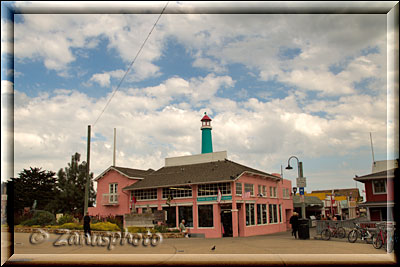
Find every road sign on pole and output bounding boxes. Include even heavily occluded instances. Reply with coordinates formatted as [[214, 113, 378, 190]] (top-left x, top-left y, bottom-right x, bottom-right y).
[[299, 187, 304, 195], [296, 177, 307, 188]]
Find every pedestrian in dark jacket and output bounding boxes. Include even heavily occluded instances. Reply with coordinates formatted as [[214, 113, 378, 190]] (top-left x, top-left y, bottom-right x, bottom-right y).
[[289, 212, 299, 239], [83, 212, 91, 237]]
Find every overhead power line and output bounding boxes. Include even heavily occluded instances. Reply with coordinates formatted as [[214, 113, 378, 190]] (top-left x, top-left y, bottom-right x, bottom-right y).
[[93, 1, 169, 127]]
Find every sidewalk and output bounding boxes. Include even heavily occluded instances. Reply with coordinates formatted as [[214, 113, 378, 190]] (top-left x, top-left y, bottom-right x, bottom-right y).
[[4, 229, 395, 265]]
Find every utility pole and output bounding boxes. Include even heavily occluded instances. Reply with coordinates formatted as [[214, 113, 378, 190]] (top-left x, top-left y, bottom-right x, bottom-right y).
[[84, 125, 91, 215], [370, 132, 375, 166]]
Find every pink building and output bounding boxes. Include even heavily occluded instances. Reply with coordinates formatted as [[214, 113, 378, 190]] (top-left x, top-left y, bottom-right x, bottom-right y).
[[89, 114, 294, 238]]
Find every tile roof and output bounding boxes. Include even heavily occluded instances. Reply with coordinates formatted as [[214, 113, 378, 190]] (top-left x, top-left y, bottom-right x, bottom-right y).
[[95, 166, 155, 181], [123, 159, 279, 190], [353, 168, 397, 182]]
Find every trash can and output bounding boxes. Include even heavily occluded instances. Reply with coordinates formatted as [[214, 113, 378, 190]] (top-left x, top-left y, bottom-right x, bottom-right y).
[[297, 218, 310, 240]]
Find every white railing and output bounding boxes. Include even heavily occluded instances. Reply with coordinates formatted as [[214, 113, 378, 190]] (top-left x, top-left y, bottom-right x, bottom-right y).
[[102, 193, 119, 205]]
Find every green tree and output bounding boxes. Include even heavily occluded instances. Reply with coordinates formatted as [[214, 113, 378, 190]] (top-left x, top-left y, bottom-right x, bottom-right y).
[[52, 152, 96, 216], [11, 167, 58, 213]]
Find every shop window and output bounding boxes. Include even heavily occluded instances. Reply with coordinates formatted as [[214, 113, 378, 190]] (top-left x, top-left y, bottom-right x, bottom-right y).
[[257, 204, 267, 225], [178, 206, 193, 227], [198, 205, 213, 227], [246, 203, 255, 226], [162, 206, 177, 228], [269, 204, 278, 223], [262, 204, 267, 224]]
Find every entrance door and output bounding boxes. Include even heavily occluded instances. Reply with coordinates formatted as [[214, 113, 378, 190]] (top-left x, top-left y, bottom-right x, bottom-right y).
[[221, 210, 233, 237], [285, 209, 292, 230], [220, 204, 233, 237]]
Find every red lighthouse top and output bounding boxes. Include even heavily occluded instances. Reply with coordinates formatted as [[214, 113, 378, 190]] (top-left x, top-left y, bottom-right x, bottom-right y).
[[201, 112, 212, 121]]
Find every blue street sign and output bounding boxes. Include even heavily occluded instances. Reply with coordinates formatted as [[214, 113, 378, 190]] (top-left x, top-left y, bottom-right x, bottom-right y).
[[299, 187, 304, 195]]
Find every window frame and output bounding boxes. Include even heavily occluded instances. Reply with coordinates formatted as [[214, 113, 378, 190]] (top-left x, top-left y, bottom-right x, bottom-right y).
[[162, 185, 193, 199], [132, 188, 158, 201], [235, 182, 242, 196], [198, 204, 214, 228], [198, 182, 231, 196], [109, 183, 118, 203], [246, 203, 256, 226], [372, 179, 387, 195], [244, 183, 254, 196]]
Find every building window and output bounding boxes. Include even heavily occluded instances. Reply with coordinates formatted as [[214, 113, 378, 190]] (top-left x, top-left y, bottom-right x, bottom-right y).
[[236, 182, 242, 195], [162, 206, 176, 228], [198, 205, 213, 227], [131, 188, 157, 200], [162, 185, 192, 199], [279, 204, 282, 223], [246, 203, 255, 226], [283, 188, 290, 199], [269, 204, 278, 223], [244, 183, 254, 196], [198, 183, 231, 196], [109, 183, 118, 203], [262, 204, 268, 224], [257, 204, 267, 225], [270, 186, 277, 198], [178, 206, 193, 227], [372, 180, 386, 194], [262, 186, 267, 197]]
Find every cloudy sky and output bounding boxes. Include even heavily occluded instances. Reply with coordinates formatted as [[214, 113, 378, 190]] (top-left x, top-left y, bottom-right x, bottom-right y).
[[1, 2, 398, 195]]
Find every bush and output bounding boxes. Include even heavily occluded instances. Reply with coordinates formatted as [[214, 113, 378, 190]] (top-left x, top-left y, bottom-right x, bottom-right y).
[[154, 225, 169, 233], [14, 212, 33, 225], [58, 222, 83, 230], [91, 222, 120, 232], [127, 226, 156, 233], [57, 214, 75, 225], [20, 210, 55, 226]]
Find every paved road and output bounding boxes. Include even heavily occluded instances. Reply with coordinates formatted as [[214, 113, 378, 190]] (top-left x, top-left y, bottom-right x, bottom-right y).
[[3, 229, 396, 265]]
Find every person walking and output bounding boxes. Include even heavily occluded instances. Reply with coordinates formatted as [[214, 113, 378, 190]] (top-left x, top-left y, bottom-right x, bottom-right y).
[[289, 212, 299, 239], [179, 219, 189, 238], [83, 212, 91, 237]]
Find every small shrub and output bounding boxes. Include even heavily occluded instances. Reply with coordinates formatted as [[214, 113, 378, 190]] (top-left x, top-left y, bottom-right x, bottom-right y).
[[91, 222, 120, 232], [58, 222, 83, 230], [14, 212, 33, 225], [20, 210, 56, 226], [154, 225, 169, 233], [127, 226, 156, 233], [57, 214, 75, 225]]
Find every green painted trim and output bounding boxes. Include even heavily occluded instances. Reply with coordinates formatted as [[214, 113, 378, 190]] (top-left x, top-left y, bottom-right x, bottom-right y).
[[197, 195, 232, 202]]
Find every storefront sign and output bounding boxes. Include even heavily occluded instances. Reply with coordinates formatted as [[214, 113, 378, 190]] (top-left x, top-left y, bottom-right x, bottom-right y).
[[197, 195, 232, 202]]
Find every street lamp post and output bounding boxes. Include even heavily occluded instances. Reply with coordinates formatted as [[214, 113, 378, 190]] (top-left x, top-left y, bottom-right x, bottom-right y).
[[286, 156, 306, 219]]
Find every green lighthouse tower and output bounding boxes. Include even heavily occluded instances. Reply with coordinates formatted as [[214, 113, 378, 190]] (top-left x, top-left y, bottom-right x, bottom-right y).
[[201, 112, 213, 154]]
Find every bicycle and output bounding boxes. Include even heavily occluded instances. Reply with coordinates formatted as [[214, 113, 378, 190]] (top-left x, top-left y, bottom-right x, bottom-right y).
[[348, 222, 374, 244], [321, 222, 346, 240], [372, 222, 395, 253]]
